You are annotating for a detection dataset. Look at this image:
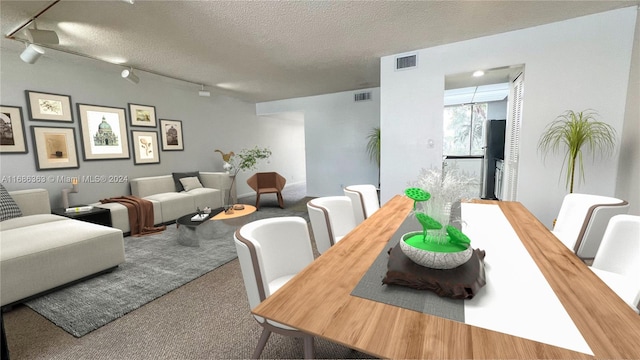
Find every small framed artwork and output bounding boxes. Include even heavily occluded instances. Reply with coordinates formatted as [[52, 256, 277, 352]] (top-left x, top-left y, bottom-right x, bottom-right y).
[[131, 130, 160, 165], [25, 90, 73, 122], [77, 103, 130, 160], [0, 105, 28, 154], [128, 103, 157, 127], [160, 119, 184, 151], [30, 126, 79, 170]]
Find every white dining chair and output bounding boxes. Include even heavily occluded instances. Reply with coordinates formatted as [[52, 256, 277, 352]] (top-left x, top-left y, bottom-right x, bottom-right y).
[[343, 184, 380, 224], [234, 216, 315, 359], [589, 214, 640, 314], [551, 193, 629, 260], [307, 196, 357, 254]]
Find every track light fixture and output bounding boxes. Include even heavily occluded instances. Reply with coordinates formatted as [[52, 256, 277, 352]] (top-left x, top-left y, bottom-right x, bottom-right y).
[[26, 22, 59, 44], [20, 43, 45, 64], [121, 68, 139, 84], [198, 84, 211, 97]]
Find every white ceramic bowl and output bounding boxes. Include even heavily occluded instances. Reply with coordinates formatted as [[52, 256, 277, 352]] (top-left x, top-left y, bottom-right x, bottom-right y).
[[400, 231, 473, 269]]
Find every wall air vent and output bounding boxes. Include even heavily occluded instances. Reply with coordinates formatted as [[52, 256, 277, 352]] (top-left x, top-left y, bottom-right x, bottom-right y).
[[354, 91, 372, 102], [395, 54, 417, 70]]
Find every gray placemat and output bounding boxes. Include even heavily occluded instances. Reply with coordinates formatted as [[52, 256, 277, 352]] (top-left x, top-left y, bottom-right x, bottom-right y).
[[350, 210, 465, 323]]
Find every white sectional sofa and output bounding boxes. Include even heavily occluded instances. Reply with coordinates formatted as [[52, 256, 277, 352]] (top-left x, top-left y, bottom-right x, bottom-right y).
[[1, 188, 125, 308], [94, 172, 233, 234]]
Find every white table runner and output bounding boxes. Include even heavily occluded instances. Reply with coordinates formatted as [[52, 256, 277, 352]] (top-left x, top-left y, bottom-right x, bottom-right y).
[[462, 203, 593, 355]]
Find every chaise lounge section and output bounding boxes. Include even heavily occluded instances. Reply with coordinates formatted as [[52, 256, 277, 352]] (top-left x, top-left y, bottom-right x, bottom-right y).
[[1, 188, 125, 308]]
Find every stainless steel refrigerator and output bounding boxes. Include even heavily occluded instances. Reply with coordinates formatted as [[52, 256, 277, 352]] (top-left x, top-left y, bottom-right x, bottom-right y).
[[480, 119, 506, 200]]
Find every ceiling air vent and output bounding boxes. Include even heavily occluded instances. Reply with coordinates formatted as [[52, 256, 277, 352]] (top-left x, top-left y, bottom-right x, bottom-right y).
[[395, 54, 417, 70], [354, 91, 372, 102]]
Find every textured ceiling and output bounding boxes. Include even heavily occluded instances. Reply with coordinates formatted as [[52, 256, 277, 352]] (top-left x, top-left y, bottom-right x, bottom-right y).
[[1, 0, 638, 102]]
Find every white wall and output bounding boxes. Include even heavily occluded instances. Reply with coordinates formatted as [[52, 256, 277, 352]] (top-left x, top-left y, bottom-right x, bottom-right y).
[[380, 7, 638, 228], [257, 88, 380, 197], [0, 47, 303, 206], [616, 8, 640, 216], [249, 112, 306, 197]]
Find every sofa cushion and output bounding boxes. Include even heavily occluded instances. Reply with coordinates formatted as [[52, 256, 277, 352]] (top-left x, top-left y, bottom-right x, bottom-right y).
[[180, 176, 203, 192], [187, 187, 224, 210], [145, 192, 195, 222], [0, 214, 67, 231], [172, 171, 200, 192], [0, 184, 22, 221]]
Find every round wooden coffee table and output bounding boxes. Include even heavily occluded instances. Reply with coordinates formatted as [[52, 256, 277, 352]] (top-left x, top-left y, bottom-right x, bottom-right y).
[[211, 204, 257, 227]]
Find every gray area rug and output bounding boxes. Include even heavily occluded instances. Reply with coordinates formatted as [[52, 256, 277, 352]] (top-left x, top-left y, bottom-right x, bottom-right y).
[[25, 207, 309, 338]]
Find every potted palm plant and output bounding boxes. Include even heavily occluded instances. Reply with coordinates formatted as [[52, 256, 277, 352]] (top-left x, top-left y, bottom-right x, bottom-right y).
[[537, 110, 616, 193], [366, 126, 380, 186]]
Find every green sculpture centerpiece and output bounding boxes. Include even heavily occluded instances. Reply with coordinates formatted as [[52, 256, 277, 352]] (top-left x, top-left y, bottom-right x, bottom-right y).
[[404, 187, 470, 252], [400, 168, 475, 269]]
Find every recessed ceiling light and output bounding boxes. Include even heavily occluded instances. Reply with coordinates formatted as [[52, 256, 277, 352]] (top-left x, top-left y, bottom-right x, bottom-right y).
[[473, 70, 485, 77]]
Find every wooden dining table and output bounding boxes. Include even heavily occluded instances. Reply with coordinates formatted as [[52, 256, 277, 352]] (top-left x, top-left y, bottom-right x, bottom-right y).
[[252, 195, 640, 359]]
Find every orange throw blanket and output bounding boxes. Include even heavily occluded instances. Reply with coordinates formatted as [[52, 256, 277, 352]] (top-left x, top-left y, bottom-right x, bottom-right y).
[[100, 195, 166, 236]]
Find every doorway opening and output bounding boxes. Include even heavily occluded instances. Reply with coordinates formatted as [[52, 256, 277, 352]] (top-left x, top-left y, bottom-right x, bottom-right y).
[[443, 65, 524, 200]]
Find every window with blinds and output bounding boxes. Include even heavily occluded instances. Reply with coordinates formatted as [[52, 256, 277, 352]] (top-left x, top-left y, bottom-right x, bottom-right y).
[[503, 72, 524, 201]]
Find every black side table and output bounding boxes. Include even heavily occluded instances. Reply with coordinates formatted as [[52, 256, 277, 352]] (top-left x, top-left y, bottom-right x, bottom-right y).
[[51, 206, 112, 227]]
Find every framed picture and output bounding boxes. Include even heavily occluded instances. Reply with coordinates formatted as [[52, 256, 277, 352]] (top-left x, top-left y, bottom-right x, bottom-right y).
[[30, 126, 79, 170], [77, 103, 130, 160], [128, 103, 157, 127], [0, 105, 28, 154], [131, 130, 160, 165], [25, 90, 73, 122], [160, 119, 184, 151]]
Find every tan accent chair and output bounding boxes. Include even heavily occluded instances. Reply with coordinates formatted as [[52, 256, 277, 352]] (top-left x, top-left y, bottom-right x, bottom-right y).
[[246, 172, 286, 210]]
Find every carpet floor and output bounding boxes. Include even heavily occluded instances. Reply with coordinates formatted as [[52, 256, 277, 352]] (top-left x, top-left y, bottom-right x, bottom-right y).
[[25, 206, 307, 338]]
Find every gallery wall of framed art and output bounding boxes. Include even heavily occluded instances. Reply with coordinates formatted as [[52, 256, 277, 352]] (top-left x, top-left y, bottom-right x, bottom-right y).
[[2, 87, 191, 172]]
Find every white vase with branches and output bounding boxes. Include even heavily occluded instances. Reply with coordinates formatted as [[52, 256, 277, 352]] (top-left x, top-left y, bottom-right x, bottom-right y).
[[219, 146, 272, 212]]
